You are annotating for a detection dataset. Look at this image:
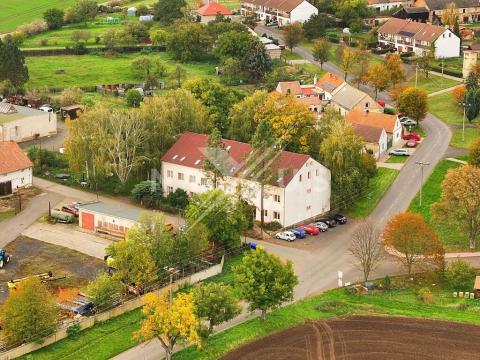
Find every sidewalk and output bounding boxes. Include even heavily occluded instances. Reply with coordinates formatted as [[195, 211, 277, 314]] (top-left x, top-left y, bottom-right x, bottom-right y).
[[428, 83, 464, 98], [376, 162, 404, 170], [429, 70, 463, 82], [385, 246, 480, 259]]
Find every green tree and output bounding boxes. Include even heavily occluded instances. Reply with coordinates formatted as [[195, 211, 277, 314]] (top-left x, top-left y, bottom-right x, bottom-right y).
[[186, 189, 246, 248], [192, 283, 241, 332], [153, 0, 187, 25], [303, 14, 331, 40], [465, 88, 480, 122], [70, 0, 97, 26], [242, 39, 272, 81], [385, 53, 405, 88], [469, 137, 480, 166], [228, 90, 267, 142], [86, 273, 124, 310], [167, 21, 213, 61], [203, 127, 228, 188], [166, 188, 189, 209], [445, 260, 477, 290], [245, 120, 280, 230], [283, 22, 304, 53], [0, 36, 29, 88], [220, 57, 245, 85], [234, 248, 298, 320], [335, 0, 372, 29], [416, 49, 434, 78], [366, 62, 390, 99], [131, 56, 166, 85], [150, 28, 169, 46], [122, 21, 149, 43], [320, 120, 376, 208], [0, 277, 59, 346], [169, 65, 187, 88], [397, 87, 428, 123], [126, 89, 143, 108], [215, 30, 252, 60], [131, 180, 162, 207], [43, 8, 64, 29], [312, 38, 330, 70]]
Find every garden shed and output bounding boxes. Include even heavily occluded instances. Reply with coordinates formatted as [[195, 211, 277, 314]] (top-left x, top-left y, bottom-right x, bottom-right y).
[[127, 7, 136, 16]]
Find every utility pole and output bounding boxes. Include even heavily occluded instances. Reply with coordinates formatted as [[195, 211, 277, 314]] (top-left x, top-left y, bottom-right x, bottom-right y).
[[441, 58, 444, 88], [462, 102, 467, 142], [415, 161, 430, 207], [415, 64, 418, 88]]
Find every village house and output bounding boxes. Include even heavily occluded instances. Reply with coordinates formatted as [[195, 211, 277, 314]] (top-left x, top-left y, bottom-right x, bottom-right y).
[[314, 72, 346, 100], [0, 141, 33, 196], [463, 42, 480, 78], [195, 1, 232, 23], [393, 5, 430, 22], [0, 103, 57, 143], [346, 109, 403, 147], [378, 17, 460, 58], [161, 132, 331, 227], [273, 80, 323, 113], [368, 0, 412, 13], [412, 0, 480, 24], [351, 123, 389, 160], [330, 83, 384, 115], [240, 0, 318, 25], [260, 37, 282, 58]]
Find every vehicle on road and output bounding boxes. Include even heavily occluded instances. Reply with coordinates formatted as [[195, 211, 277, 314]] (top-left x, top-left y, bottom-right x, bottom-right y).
[[316, 217, 337, 228], [406, 139, 417, 148], [275, 231, 296, 242], [39, 104, 54, 113], [300, 224, 320, 235], [389, 148, 410, 156], [331, 214, 347, 224], [291, 228, 307, 239], [398, 117, 417, 126], [314, 221, 328, 232], [403, 133, 421, 141], [0, 249, 11, 268]]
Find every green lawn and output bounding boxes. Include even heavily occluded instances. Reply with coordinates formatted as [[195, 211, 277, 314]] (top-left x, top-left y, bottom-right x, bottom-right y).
[[348, 167, 399, 218], [26, 52, 217, 89], [386, 155, 409, 163], [405, 73, 460, 94], [432, 57, 463, 75], [408, 159, 475, 251], [0, 210, 14, 222], [281, 50, 303, 61], [450, 127, 480, 149], [428, 90, 464, 125], [295, 63, 325, 77]]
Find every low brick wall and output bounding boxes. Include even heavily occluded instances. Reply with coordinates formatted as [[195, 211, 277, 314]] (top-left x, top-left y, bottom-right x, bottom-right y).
[[0, 256, 224, 360]]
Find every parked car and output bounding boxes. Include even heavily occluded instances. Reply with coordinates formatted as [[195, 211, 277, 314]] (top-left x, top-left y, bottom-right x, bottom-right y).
[[61, 205, 79, 216], [291, 228, 307, 239], [403, 133, 421, 141], [300, 224, 320, 235], [316, 217, 336, 228], [55, 173, 70, 180], [314, 221, 329, 232], [389, 148, 411, 156], [398, 116, 417, 126], [275, 231, 296, 242], [406, 139, 417, 148], [39, 104, 53, 113], [331, 214, 347, 224]]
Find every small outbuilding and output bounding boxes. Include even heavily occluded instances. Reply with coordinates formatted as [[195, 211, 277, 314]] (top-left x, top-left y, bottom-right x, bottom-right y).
[[0, 141, 33, 196], [195, 1, 232, 23], [127, 7, 137, 16], [139, 14, 154, 22], [60, 104, 83, 120]]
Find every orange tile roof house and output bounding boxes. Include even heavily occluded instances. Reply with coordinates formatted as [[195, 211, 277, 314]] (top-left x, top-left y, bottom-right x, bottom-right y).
[[274, 80, 324, 113], [161, 132, 331, 227], [378, 17, 460, 58], [351, 123, 389, 160], [0, 141, 33, 196], [195, 2, 232, 23], [346, 109, 403, 146], [240, 0, 318, 26], [315, 72, 346, 100]]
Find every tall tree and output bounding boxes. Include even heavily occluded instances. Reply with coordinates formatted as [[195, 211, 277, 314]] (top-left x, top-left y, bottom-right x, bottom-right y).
[[204, 127, 228, 188], [153, 0, 187, 24], [352, 48, 371, 89], [442, 3, 459, 28], [337, 45, 357, 81], [192, 283, 241, 332], [215, 30, 253, 60], [366, 62, 390, 99], [397, 87, 428, 123], [242, 39, 272, 81], [234, 247, 298, 320], [167, 22, 213, 62], [469, 137, 480, 166], [0, 277, 59, 346], [228, 90, 267, 142], [349, 221, 384, 282], [86, 273, 124, 310], [43, 8, 64, 29], [246, 120, 280, 230], [385, 53, 405, 88], [464, 88, 480, 122], [383, 212, 445, 276], [432, 164, 480, 250], [135, 293, 200, 360], [70, 0, 97, 26], [0, 36, 29, 88], [303, 14, 331, 40], [283, 22, 304, 53], [312, 38, 330, 70], [416, 49, 434, 78], [169, 65, 187, 88]]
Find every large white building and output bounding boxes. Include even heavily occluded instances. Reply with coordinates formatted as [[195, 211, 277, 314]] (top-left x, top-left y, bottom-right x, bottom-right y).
[[368, 0, 412, 13], [378, 18, 460, 58], [0, 141, 33, 196], [240, 0, 318, 25], [0, 103, 57, 143], [161, 132, 331, 227]]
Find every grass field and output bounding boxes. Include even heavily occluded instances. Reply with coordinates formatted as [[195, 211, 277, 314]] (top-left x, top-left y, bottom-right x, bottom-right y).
[[348, 168, 399, 218], [405, 73, 460, 94], [428, 91, 464, 125], [386, 155, 409, 163], [26, 52, 217, 89], [281, 50, 303, 61], [450, 127, 480, 149], [408, 159, 475, 251]]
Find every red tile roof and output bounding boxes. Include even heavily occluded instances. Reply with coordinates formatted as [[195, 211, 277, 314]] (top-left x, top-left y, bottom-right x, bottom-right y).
[[161, 132, 310, 187], [196, 1, 232, 16], [0, 141, 33, 175], [378, 18, 448, 42], [346, 110, 398, 133], [316, 72, 345, 93]]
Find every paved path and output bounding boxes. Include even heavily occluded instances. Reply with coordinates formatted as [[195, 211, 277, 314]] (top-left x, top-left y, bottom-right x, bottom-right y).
[[445, 157, 468, 164], [428, 83, 464, 98], [376, 162, 404, 170]]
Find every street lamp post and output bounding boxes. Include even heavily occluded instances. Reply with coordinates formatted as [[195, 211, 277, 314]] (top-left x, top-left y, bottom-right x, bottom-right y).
[[415, 161, 430, 207], [462, 102, 467, 142]]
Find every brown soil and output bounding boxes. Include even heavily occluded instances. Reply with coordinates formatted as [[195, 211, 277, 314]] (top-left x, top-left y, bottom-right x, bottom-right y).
[[221, 316, 480, 360]]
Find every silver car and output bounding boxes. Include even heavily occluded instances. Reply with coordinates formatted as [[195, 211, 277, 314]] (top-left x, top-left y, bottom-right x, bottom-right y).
[[275, 231, 296, 242], [399, 116, 417, 126], [389, 148, 410, 156], [314, 222, 328, 232]]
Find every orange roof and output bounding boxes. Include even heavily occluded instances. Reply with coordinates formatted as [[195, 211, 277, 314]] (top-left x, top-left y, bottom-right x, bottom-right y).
[[196, 1, 232, 16], [316, 72, 345, 93], [276, 81, 303, 96], [295, 97, 321, 106], [0, 141, 33, 175], [346, 110, 398, 133]]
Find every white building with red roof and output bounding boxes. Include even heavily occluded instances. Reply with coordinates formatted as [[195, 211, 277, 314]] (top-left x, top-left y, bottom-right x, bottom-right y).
[[161, 132, 331, 227], [0, 141, 33, 196], [195, 2, 232, 23], [240, 0, 318, 25]]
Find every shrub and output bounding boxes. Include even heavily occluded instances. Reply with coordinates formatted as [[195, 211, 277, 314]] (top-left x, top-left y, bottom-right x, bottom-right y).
[[382, 275, 391, 290], [456, 300, 469, 311], [166, 188, 189, 210], [418, 287, 435, 303], [17, 20, 48, 36], [316, 300, 349, 314], [66, 322, 81, 338], [11, 31, 25, 45], [27, 147, 68, 173], [445, 260, 477, 290], [383, 107, 396, 115], [131, 180, 162, 207], [40, 38, 49, 46], [43, 8, 65, 30], [263, 221, 282, 231], [125, 89, 142, 107]]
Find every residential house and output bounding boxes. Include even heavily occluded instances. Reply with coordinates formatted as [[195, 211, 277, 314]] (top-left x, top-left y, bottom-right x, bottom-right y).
[[260, 37, 282, 58], [393, 5, 430, 22], [195, 1, 232, 23], [273, 80, 324, 113], [314, 72, 346, 100], [330, 83, 384, 116], [351, 123, 389, 159], [240, 0, 318, 25], [412, 0, 480, 24], [346, 109, 403, 146], [368, 0, 412, 13], [161, 132, 331, 227], [0, 141, 33, 196], [378, 17, 460, 58], [0, 103, 57, 142]]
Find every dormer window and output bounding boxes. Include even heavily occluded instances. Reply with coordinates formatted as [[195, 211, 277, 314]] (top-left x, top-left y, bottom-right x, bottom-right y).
[[194, 159, 200, 165], [180, 156, 186, 162], [172, 155, 178, 160]]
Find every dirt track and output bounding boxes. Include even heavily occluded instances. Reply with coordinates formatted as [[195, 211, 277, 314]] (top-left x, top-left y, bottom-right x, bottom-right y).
[[221, 316, 480, 360]]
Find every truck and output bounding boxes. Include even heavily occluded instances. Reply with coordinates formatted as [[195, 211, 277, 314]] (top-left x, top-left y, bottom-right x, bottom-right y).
[[50, 210, 75, 224]]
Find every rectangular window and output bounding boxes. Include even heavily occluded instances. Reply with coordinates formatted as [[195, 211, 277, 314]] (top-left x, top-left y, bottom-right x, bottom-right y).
[[263, 209, 268, 217], [273, 211, 280, 220], [306, 205, 311, 211], [201, 178, 208, 186], [167, 170, 173, 178], [178, 173, 184, 180], [167, 186, 173, 194], [189, 175, 196, 183], [299, 174, 302, 182], [306, 188, 311, 194], [274, 194, 281, 202], [316, 169, 319, 176], [307, 171, 310, 179]]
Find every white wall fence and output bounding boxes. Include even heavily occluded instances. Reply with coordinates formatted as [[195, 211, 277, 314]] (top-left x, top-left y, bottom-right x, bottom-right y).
[[0, 256, 224, 360]]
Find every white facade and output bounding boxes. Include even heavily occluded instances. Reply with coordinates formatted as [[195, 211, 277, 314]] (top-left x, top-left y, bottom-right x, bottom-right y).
[[0, 107, 57, 143], [162, 159, 331, 227], [240, 0, 317, 25], [368, 0, 411, 13], [290, 1, 318, 23], [433, 29, 461, 58], [0, 167, 32, 193]]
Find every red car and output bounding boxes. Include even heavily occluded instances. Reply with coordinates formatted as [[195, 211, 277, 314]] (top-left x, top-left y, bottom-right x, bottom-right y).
[[403, 133, 421, 141], [300, 224, 320, 235], [61, 205, 79, 216], [406, 139, 417, 148]]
